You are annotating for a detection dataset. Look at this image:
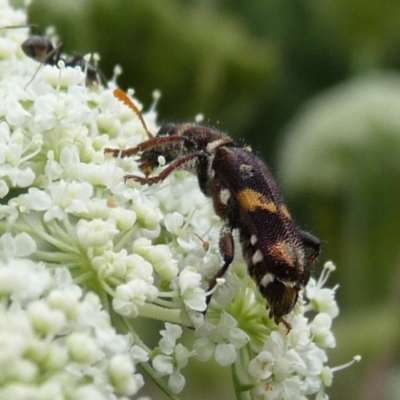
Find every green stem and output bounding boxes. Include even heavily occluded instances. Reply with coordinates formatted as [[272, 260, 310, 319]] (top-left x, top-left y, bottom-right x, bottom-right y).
[[73, 270, 94, 285], [139, 303, 182, 324], [21, 215, 79, 255], [138, 362, 181, 400], [232, 344, 256, 400], [152, 297, 177, 308], [117, 314, 151, 353], [114, 313, 181, 400], [62, 213, 79, 246], [98, 288, 111, 315], [33, 250, 78, 264], [114, 227, 136, 252], [48, 219, 77, 250]]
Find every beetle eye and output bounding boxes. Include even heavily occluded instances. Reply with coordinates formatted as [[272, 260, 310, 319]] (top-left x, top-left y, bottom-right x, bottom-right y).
[[157, 123, 176, 137]]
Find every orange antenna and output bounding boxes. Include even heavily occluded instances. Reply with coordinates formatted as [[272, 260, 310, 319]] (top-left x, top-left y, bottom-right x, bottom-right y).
[[113, 88, 154, 139]]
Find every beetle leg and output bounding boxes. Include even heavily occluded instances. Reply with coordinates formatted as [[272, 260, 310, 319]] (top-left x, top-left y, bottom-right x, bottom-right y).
[[205, 226, 234, 308], [124, 153, 200, 185]]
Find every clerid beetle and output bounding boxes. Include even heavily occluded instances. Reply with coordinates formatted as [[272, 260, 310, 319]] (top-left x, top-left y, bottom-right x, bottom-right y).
[[105, 89, 320, 330]]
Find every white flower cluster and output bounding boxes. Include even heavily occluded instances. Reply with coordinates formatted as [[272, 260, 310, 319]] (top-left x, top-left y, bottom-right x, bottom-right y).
[[0, 0, 220, 325], [0, 258, 145, 400], [246, 262, 341, 400], [152, 323, 194, 394], [0, 1, 359, 399]]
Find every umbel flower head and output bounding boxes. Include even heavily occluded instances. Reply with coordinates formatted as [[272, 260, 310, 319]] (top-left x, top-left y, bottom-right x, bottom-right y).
[[0, 1, 359, 399]]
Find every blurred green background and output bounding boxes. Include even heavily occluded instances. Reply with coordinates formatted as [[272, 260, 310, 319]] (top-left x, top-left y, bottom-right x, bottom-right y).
[[16, 0, 400, 398]]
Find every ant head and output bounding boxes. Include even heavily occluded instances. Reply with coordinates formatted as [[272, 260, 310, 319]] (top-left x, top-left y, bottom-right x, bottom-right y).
[[21, 35, 55, 63]]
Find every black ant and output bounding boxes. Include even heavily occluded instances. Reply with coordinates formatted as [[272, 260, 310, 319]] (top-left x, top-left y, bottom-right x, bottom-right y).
[[1, 24, 106, 87]]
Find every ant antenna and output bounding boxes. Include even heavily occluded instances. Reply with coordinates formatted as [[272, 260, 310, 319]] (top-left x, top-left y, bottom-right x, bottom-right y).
[[0, 24, 40, 33], [113, 88, 154, 139]]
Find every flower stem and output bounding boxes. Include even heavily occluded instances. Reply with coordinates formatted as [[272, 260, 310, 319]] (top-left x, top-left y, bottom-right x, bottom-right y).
[[139, 303, 182, 324], [115, 312, 181, 400]]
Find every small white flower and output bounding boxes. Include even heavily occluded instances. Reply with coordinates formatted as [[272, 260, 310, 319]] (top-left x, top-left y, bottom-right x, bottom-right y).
[[40, 180, 94, 222], [306, 262, 339, 318], [76, 218, 119, 248], [96, 111, 122, 138], [32, 93, 59, 130], [124, 253, 154, 284], [151, 322, 195, 394], [168, 369, 186, 394], [46, 288, 81, 321], [173, 266, 207, 312], [57, 149, 80, 183], [79, 162, 122, 188], [109, 354, 144, 396], [310, 313, 336, 348], [254, 375, 304, 400], [0, 259, 51, 301], [73, 385, 107, 400], [131, 345, 149, 364], [26, 187, 52, 211], [152, 343, 191, 394], [133, 237, 178, 281], [67, 332, 99, 364], [134, 203, 163, 233], [0, 384, 37, 400], [0, 203, 19, 224], [91, 249, 128, 280], [248, 350, 274, 380], [43, 341, 70, 372], [164, 212, 185, 234], [321, 355, 361, 388], [194, 312, 250, 366], [5, 96, 30, 127], [27, 301, 67, 336], [109, 206, 136, 231], [112, 279, 158, 317], [41, 64, 86, 90], [159, 323, 183, 355], [310, 287, 339, 317], [1, 164, 35, 187], [0, 232, 36, 257]]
